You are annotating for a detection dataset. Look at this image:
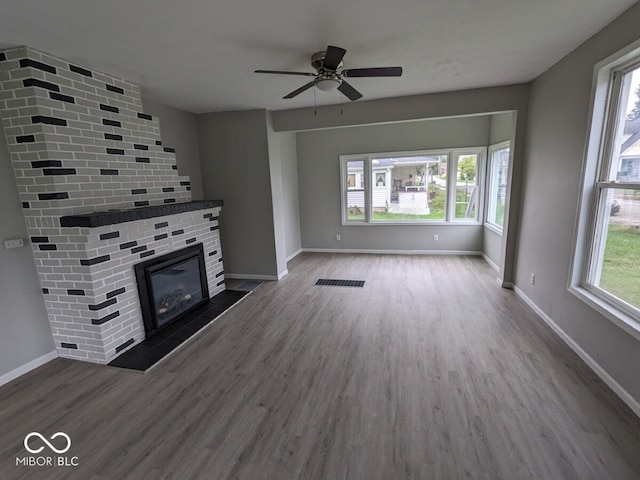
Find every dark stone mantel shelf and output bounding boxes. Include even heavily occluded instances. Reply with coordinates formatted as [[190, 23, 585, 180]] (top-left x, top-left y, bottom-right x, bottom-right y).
[[60, 200, 223, 228]]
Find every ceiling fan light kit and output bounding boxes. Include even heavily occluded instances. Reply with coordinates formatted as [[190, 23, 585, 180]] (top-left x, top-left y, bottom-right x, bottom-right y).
[[255, 45, 403, 102]]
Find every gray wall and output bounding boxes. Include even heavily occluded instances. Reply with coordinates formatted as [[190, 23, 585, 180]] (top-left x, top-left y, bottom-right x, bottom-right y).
[[142, 97, 204, 200], [0, 130, 55, 379], [296, 116, 491, 252], [278, 132, 301, 259], [197, 109, 280, 278], [515, 3, 640, 401]]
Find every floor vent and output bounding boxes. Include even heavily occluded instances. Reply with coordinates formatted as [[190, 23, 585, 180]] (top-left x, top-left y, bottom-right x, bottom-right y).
[[315, 279, 365, 288]]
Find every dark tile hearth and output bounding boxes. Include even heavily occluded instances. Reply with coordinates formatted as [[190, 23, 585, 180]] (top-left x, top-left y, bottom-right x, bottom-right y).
[[108, 290, 247, 371]]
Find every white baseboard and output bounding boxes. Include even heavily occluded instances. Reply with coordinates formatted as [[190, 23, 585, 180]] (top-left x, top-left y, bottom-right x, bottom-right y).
[[0, 350, 58, 387], [225, 273, 281, 281], [513, 286, 640, 418], [482, 254, 499, 272], [287, 248, 303, 262], [302, 248, 483, 256]]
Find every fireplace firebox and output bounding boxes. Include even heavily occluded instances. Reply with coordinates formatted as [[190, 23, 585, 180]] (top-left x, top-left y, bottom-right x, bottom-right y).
[[134, 244, 209, 337]]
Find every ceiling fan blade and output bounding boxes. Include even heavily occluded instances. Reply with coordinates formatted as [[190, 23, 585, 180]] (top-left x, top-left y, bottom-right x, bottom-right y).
[[337, 80, 363, 101], [255, 70, 316, 77], [342, 67, 403, 77], [322, 45, 346, 71], [283, 81, 316, 99]]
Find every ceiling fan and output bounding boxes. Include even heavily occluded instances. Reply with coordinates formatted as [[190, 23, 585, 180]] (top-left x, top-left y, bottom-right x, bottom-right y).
[[255, 45, 403, 101]]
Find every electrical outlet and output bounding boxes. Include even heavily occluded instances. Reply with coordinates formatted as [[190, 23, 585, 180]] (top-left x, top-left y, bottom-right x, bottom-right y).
[[336, 234, 341, 241], [433, 234, 439, 241], [4, 238, 24, 249], [530, 273, 535, 285]]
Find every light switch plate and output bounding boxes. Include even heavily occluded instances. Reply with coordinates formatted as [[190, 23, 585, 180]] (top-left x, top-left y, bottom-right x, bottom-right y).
[[4, 238, 24, 249]]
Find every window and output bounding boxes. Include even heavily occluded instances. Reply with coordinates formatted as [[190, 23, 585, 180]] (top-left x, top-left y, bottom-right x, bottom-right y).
[[572, 43, 640, 332], [341, 148, 485, 225], [486, 142, 511, 232]]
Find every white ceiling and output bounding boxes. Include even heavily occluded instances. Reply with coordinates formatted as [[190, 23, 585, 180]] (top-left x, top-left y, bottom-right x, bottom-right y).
[[0, 0, 636, 113]]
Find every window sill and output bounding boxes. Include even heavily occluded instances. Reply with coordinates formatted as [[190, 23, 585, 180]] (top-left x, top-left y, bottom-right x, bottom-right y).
[[568, 285, 640, 342], [341, 221, 482, 227], [484, 223, 503, 235]]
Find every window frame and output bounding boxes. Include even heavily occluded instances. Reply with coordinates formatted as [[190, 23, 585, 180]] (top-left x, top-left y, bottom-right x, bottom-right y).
[[569, 39, 640, 340], [340, 147, 486, 226], [485, 141, 511, 234]]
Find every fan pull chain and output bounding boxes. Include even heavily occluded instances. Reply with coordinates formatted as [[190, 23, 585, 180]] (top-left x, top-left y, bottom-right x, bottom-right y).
[[314, 87, 317, 116]]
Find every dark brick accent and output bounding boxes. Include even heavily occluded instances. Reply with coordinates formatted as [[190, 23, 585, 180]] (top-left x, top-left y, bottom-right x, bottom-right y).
[[171, 229, 184, 236], [43, 168, 76, 175], [106, 287, 126, 299], [154, 233, 168, 241], [32, 115, 67, 126], [210, 226, 219, 231], [186, 237, 197, 245], [162, 187, 174, 192], [106, 148, 125, 155], [163, 147, 176, 154], [172, 165, 178, 170], [0, 52, 5, 62], [80, 255, 111, 266], [203, 213, 213, 218], [67, 289, 86, 296], [116, 338, 135, 353], [156, 140, 162, 146], [30, 236, 49, 243], [88, 298, 117, 311], [155, 222, 168, 229], [215, 271, 224, 278], [119, 241, 138, 250], [137, 113, 152, 120], [133, 144, 148, 150], [69, 64, 92, 77], [100, 103, 119, 113], [42, 288, 49, 294], [32, 160, 62, 168], [208, 250, 218, 256], [134, 201, 149, 207], [19, 58, 56, 74], [92, 311, 120, 325], [140, 250, 155, 258], [135, 157, 150, 163], [104, 133, 123, 141], [216, 280, 225, 287], [61, 342, 78, 349], [23, 78, 60, 92], [100, 169, 119, 175], [16, 135, 35, 143], [99, 231, 120, 240], [131, 188, 147, 195], [38, 192, 69, 200], [100, 103, 120, 113], [106, 84, 124, 94], [131, 245, 147, 254], [103, 119, 121, 127], [50, 92, 75, 103], [22, 202, 30, 208], [164, 198, 176, 204], [39, 244, 57, 251], [180, 181, 190, 186]]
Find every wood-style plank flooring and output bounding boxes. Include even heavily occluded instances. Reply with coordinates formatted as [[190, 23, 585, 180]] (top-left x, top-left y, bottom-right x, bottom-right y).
[[1, 253, 639, 479]]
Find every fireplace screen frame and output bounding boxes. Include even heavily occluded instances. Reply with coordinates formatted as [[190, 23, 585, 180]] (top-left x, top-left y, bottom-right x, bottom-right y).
[[134, 243, 209, 337]]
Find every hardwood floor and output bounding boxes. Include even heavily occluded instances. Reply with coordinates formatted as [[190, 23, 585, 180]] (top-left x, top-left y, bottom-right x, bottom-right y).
[[1, 253, 639, 479]]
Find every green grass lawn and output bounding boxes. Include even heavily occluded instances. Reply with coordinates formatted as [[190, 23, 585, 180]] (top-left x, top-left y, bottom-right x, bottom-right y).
[[599, 225, 640, 308]]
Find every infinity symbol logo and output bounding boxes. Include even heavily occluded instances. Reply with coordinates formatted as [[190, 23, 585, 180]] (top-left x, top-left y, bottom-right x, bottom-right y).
[[24, 432, 71, 454]]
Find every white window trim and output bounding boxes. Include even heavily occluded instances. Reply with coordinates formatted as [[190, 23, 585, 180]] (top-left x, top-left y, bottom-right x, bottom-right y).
[[485, 141, 511, 234], [340, 148, 486, 226], [569, 37, 640, 340]]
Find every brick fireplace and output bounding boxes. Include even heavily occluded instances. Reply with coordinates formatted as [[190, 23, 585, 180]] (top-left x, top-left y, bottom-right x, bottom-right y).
[[0, 47, 224, 364]]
